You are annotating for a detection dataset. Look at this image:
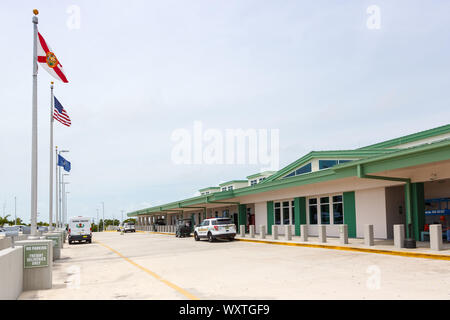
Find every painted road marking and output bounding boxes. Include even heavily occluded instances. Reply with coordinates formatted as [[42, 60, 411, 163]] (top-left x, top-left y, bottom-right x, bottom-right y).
[[95, 240, 199, 300], [235, 238, 450, 261]]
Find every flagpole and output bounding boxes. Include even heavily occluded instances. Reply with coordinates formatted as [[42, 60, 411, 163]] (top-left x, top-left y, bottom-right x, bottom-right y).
[[30, 9, 39, 238], [55, 146, 59, 229], [49, 82, 54, 231]]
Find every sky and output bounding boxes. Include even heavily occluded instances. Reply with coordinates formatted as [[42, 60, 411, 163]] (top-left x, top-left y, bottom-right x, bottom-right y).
[[0, 0, 449, 223]]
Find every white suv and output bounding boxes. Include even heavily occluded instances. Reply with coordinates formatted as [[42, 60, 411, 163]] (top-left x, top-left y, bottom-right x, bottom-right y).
[[194, 218, 236, 242]]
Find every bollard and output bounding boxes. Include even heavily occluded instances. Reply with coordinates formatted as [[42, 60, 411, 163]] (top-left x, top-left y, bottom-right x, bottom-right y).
[[285, 225, 292, 241], [318, 225, 326, 243], [249, 225, 255, 238], [300, 225, 308, 242], [430, 224, 443, 251], [394, 224, 405, 249], [272, 225, 278, 240], [240, 225, 245, 238], [260, 225, 266, 239], [364, 224, 374, 246], [15, 239, 53, 291], [339, 224, 348, 244]]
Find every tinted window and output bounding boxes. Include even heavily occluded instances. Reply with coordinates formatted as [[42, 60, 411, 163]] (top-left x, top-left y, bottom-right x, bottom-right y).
[[212, 219, 232, 225], [319, 160, 338, 170], [295, 163, 312, 175]]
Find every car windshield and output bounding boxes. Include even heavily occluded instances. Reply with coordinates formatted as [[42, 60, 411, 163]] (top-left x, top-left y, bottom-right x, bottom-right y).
[[212, 219, 232, 225]]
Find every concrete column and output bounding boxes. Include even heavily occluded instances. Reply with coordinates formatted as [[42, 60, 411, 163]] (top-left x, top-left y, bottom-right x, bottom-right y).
[[430, 224, 443, 251], [260, 225, 266, 239], [364, 224, 374, 246], [240, 225, 245, 237], [394, 224, 405, 249], [15, 240, 53, 291], [339, 224, 348, 244], [318, 225, 326, 243], [272, 225, 278, 240], [300, 225, 308, 242], [249, 225, 255, 238]]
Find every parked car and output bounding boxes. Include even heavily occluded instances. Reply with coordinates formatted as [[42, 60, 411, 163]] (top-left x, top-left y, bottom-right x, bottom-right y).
[[194, 218, 236, 242], [68, 216, 92, 244], [175, 219, 192, 238], [12, 225, 31, 234], [123, 223, 136, 233], [38, 226, 49, 232], [0, 227, 19, 237]]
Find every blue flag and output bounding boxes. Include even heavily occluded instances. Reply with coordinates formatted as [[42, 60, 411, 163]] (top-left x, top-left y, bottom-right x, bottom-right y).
[[58, 154, 71, 172]]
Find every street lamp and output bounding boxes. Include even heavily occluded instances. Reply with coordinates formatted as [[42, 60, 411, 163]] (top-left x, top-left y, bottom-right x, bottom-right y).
[[65, 191, 70, 227], [62, 173, 69, 228], [101, 202, 105, 232], [57, 149, 69, 229]]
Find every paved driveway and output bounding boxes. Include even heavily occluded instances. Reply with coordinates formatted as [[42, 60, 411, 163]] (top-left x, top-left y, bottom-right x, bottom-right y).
[[19, 231, 450, 299]]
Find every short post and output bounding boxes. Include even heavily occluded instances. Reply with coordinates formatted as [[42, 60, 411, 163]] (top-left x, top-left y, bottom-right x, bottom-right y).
[[364, 224, 374, 246], [249, 225, 255, 238], [339, 224, 348, 244], [394, 224, 405, 249], [15, 239, 53, 291], [285, 225, 292, 241], [430, 224, 443, 251], [318, 225, 326, 243], [260, 225, 266, 239], [272, 225, 278, 240], [240, 225, 245, 237], [300, 225, 308, 242]]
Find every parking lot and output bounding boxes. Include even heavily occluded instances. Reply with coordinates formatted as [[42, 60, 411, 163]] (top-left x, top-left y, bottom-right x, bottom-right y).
[[19, 231, 450, 300]]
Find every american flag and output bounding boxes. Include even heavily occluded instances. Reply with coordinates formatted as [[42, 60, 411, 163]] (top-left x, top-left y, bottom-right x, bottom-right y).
[[53, 96, 71, 127]]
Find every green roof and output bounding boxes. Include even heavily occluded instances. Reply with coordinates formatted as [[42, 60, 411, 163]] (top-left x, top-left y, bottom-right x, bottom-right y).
[[198, 187, 220, 192], [218, 180, 248, 187], [246, 171, 277, 179], [359, 124, 450, 150]]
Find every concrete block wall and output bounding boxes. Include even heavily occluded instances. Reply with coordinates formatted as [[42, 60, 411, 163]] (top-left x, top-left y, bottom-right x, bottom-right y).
[[0, 246, 24, 299]]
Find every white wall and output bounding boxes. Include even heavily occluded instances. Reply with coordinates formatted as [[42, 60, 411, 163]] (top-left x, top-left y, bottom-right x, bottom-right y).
[[254, 202, 267, 232], [355, 187, 387, 239], [0, 246, 23, 300]]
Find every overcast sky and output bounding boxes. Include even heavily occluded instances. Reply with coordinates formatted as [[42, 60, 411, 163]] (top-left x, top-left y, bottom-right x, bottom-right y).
[[0, 0, 449, 223]]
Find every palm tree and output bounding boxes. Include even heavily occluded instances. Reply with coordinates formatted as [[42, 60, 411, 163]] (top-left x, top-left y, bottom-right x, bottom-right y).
[[0, 214, 12, 227]]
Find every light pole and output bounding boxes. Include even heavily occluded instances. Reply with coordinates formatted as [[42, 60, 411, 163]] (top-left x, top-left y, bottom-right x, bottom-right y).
[[102, 202, 105, 232], [65, 191, 70, 227], [62, 178, 69, 229], [58, 149, 69, 228], [96, 208, 99, 232]]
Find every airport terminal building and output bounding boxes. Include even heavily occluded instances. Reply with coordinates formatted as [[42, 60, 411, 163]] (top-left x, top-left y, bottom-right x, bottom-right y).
[[128, 124, 450, 241]]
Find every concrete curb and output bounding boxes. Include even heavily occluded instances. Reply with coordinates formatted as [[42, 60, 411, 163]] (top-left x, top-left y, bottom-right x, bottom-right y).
[[234, 238, 450, 261]]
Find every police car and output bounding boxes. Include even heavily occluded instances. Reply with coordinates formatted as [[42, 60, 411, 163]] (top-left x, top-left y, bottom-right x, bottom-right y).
[[194, 218, 236, 242]]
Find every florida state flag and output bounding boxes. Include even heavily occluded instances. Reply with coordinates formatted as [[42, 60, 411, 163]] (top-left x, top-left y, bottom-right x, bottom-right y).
[[37, 31, 68, 83]]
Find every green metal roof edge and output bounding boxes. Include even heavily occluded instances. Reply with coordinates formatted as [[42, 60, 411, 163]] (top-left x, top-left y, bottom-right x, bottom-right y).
[[263, 149, 396, 183], [128, 138, 450, 217], [358, 124, 450, 150], [198, 187, 220, 192], [218, 180, 248, 187], [246, 171, 277, 179]]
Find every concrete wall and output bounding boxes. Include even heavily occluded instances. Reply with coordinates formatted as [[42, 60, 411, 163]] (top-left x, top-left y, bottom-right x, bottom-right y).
[[355, 187, 387, 239], [0, 237, 12, 250], [385, 186, 405, 239], [0, 246, 24, 300], [424, 179, 450, 199]]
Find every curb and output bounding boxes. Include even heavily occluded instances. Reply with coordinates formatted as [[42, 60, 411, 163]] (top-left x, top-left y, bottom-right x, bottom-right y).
[[234, 238, 450, 261]]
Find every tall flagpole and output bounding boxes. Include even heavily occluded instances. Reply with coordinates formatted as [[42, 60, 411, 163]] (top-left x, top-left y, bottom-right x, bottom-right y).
[[30, 9, 39, 238], [49, 82, 54, 231], [55, 146, 59, 229]]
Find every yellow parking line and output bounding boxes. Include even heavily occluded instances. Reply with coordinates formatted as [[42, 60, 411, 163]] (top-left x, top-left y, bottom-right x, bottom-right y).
[[235, 238, 450, 261], [95, 240, 200, 300]]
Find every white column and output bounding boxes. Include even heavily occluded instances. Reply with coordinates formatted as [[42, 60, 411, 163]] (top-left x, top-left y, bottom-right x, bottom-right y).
[[339, 224, 348, 244], [318, 225, 326, 243], [259, 225, 266, 239], [272, 225, 278, 240], [300, 225, 308, 242], [430, 224, 443, 251], [364, 224, 374, 246], [394, 224, 405, 249], [285, 225, 292, 241], [249, 225, 255, 238]]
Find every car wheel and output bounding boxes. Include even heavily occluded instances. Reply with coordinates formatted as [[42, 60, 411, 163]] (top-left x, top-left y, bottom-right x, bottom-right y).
[[229, 237, 234, 241], [208, 232, 214, 242], [194, 232, 199, 241]]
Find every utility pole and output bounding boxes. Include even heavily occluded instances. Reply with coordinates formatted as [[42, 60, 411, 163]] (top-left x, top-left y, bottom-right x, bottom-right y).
[[102, 202, 105, 232]]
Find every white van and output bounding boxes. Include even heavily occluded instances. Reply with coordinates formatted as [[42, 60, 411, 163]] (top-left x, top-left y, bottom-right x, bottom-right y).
[[68, 216, 92, 244]]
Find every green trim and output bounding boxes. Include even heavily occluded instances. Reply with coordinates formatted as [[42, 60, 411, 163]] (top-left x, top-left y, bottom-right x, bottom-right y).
[[264, 149, 396, 183], [219, 180, 248, 187], [198, 187, 220, 192], [238, 204, 246, 228], [359, 124, 450, 150], [267, 201, 274, 235], [343, 192, 356, 238], [246, 171, 277, 179], [411, 183, 425, 241], [294, 197, 306, 236]]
